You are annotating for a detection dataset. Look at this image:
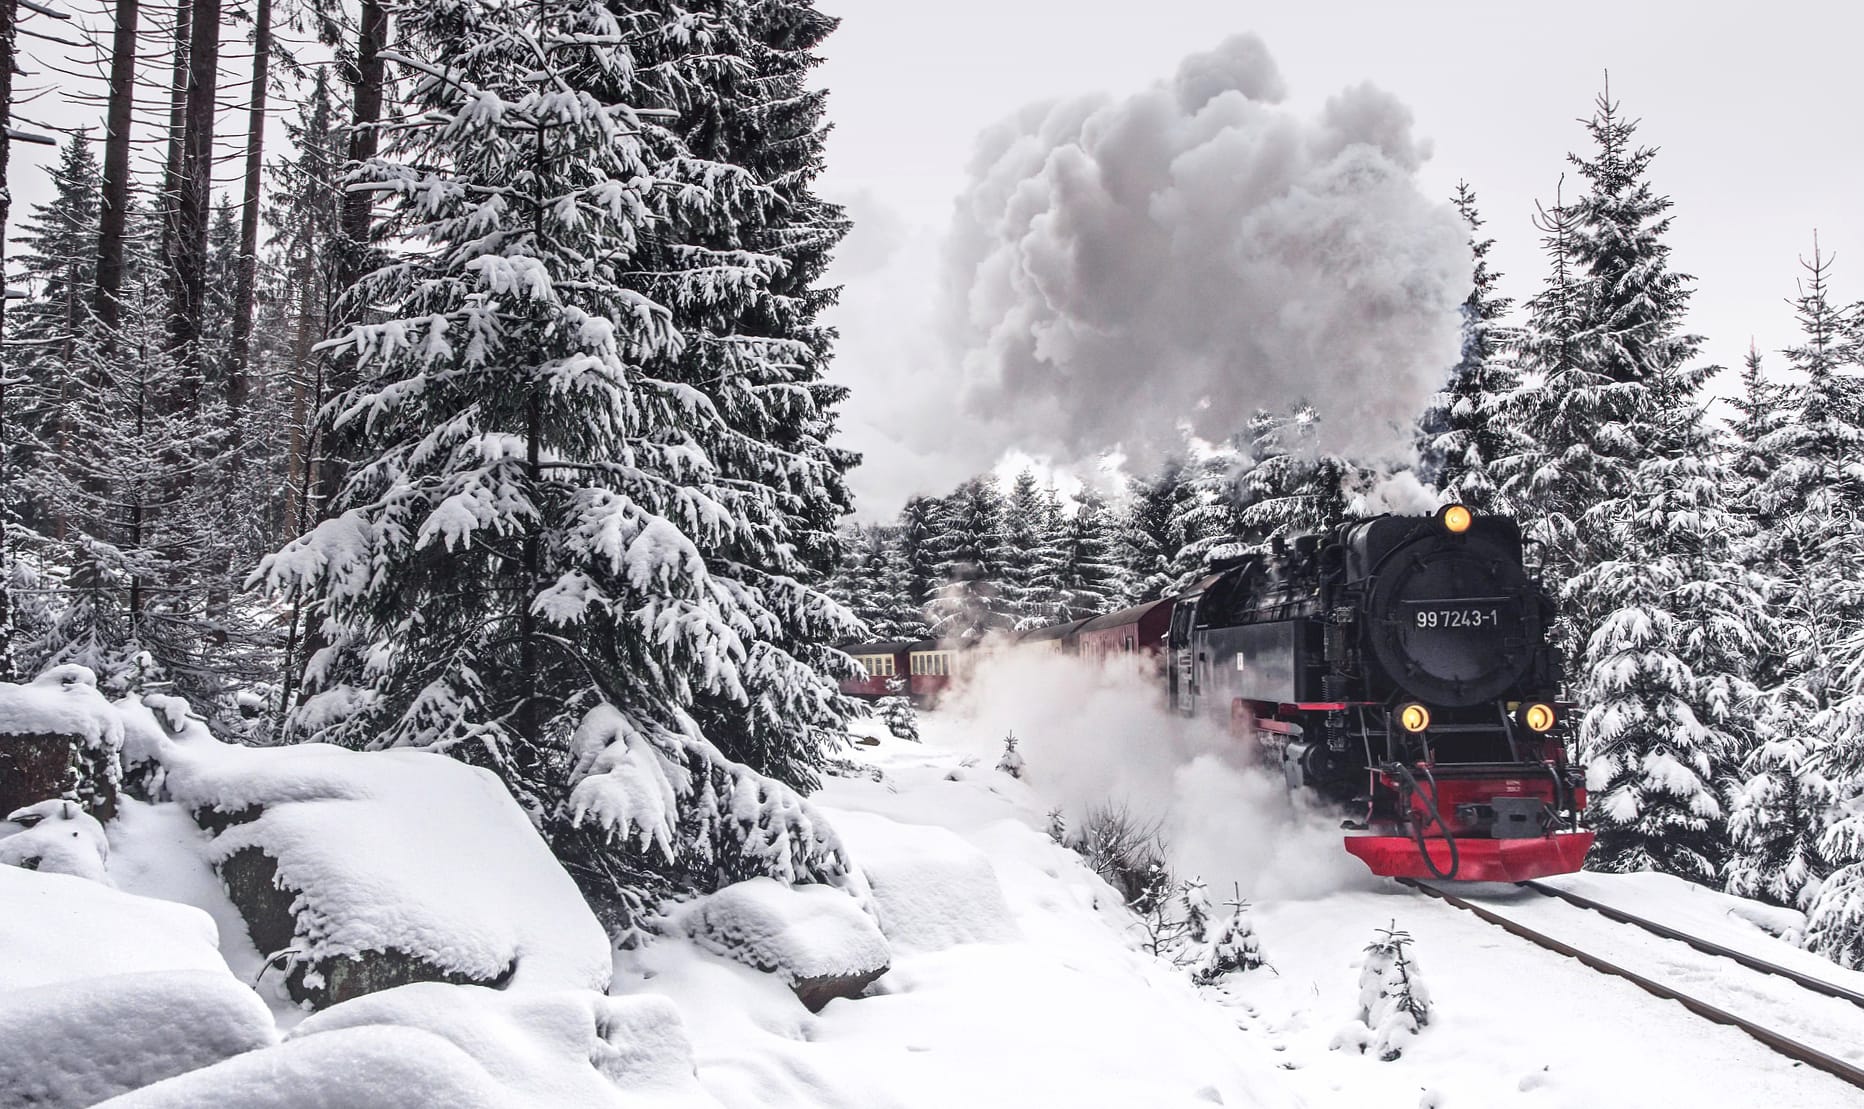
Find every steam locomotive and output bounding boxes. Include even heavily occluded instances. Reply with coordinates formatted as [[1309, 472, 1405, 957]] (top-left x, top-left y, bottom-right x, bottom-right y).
[[1163, 504, 1592, 881], [840, 505, 1595, 881]]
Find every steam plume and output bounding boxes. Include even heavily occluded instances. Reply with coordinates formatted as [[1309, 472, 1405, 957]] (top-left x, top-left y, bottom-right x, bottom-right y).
[[942, 33, 1470, 473]]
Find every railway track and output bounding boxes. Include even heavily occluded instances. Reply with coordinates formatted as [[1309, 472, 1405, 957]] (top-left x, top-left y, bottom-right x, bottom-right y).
[[1398, 877, 1864, 1093]]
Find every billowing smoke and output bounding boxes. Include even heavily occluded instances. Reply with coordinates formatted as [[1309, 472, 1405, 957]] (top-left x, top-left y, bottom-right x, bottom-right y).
[[942, 33, 1470, 475], [929, 647, 1373, 902]]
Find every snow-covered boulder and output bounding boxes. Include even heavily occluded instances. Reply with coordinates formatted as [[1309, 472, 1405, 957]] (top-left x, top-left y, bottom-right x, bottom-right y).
[[99, 987, 718, 1109], [681, 878, 890, 1012], [1, 798, 112, 881], [127, 703, 612, 1008], [0, 665, 124, 819], [94, 1026, 510, 1109], [825, 811, 1020, 952], [0, 971, 278, 1108], [0, 865, 231, 989], [0, 867, 276, 1107]]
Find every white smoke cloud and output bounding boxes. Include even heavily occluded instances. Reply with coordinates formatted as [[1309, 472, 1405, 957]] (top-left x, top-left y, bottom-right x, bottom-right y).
[[930, 647, 1373, 902], [939, 32, 1471, 477]]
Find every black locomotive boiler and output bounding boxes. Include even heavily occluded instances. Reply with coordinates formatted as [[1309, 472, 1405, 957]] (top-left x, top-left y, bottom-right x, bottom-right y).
[[1164, 504, 1592, 881]]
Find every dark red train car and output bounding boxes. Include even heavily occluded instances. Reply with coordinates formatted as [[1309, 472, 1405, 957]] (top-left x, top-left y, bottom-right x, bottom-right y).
[[838, 641, 913, 699], [906, 640, 964, 703], [1073, 599, 1173, 665], [1016, 616, 1094, 653]]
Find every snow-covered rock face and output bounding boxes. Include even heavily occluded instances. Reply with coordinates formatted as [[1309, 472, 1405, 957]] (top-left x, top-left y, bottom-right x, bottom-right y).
[[681, 878, 890, 1012], [0, 666, 126, 818], [126, 706, 613, 1008], [0, 867, 278, 1107]]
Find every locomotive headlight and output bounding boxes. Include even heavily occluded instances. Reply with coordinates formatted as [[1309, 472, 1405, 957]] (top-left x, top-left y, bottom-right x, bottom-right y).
[[1439, 504, 1473, 534], [1521, 702, 1557, 733], [1398, 703, 1431, 732]]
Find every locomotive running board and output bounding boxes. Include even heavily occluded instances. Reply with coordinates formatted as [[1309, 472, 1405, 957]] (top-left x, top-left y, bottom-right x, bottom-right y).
[[1344, 831, 1595, 882]]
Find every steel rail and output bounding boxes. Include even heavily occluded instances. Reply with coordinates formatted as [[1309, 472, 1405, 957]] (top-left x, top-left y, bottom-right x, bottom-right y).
[[1398, 877, 1864, 1093], [1519, 879, 1864, 1011]]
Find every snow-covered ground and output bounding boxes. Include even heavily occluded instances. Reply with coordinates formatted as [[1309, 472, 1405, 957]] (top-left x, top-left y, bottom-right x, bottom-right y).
[[621, 713, 1861, 1108], [7, 684, 1862, 1107]]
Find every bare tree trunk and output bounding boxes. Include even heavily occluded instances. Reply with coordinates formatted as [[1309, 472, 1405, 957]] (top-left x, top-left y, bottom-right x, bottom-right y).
[[94, 0, 138, 336], [159, 0, 190, 281], [169, 0, 219, 375], [290, 0, 389, 720], [0, 0, 18, 680], [228, 0, 272, 429]]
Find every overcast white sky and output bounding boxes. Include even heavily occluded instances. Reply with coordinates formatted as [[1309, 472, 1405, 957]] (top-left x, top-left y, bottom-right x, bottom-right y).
[[814, 0, 1864, 514]]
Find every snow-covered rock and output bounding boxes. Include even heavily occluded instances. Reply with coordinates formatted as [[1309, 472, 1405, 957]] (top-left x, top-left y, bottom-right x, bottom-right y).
[[293, 984, 715, 1107], [127, 703, 612, 1008], [825, 810, 1019, 953], [0, 866, 276, 1107], [98, 987, 719, 1109], [0, 971, 277, 1108], [1, 798, 112, 881], [0, 665, 125, 818], [0, 865, 229, 990], [94, 1025, 510, 1109], [681, 878, 890, 1011]]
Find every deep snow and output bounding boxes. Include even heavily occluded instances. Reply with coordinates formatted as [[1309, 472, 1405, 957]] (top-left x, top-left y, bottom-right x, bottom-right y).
[[7, 691, 1864, 1106]]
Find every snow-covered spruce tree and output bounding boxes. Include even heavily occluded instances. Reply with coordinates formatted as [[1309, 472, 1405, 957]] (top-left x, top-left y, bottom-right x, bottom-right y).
[[1121, 457, 1188, 604], [1417, 181, 1522, 513], [825, 524, 893, 639], [618, 0, 863, 788], [1052, 490, 1125, 621], [1168, 445, 1247, 591], [1354, 923, 1430, 1061], [1495, 187, 1593, 640], [896, 494, 942, 626], [1239, 407, 1357, 544], [1191, 888, 1267, 984], [256, 0, 860, 925], [1179, 877, 1212, 945], [876, 694, 917, 741], [1572, 396, 1762, 882], [1000, 469, 1059, 629], [1521, 87, 1756, 879], [996, 731, 1023, 778], [6, 130, 101, 535], [1751, 238, 1864, 960], [927, 476, 1012, 641]]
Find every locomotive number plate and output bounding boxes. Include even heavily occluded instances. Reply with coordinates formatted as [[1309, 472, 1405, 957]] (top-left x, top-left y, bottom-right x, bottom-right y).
[[1402, 599, 1517, 631]]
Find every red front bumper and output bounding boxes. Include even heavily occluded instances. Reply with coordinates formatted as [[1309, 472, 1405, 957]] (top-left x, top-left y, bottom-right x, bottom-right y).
[[1344, 831, 1595, 882]]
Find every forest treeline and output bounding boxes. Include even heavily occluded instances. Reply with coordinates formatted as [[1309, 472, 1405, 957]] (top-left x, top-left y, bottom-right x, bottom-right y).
[[0, 0, 869, 926], [828, 91, 1864, 966]]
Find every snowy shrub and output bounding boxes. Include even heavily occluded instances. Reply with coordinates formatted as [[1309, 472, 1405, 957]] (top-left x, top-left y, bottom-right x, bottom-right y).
[[0, 799, 111, 882], [878, 696, 919, 742], [1350, 922, 1431, 1061], [1076, 801, 1171, 909], [996, 732, 1024, 778]]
